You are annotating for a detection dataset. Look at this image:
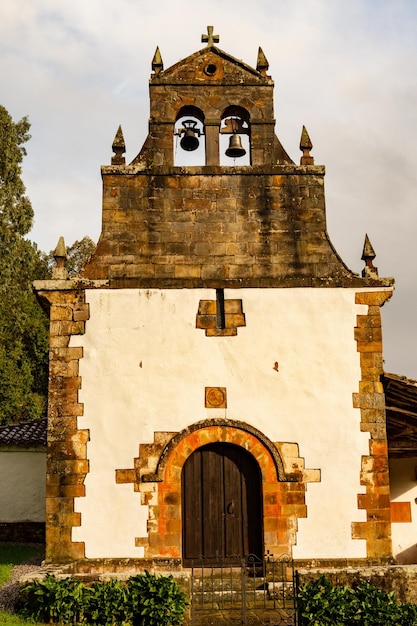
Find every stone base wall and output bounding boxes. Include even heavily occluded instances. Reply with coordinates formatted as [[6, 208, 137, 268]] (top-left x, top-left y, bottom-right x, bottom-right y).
[[22, 556, 417, 608], [0, 522, 45, 543], [296, 564, 417, 604]]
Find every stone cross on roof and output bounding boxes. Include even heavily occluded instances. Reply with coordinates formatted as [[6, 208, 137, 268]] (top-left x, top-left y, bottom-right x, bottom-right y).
[[202, 25, 219, 46]]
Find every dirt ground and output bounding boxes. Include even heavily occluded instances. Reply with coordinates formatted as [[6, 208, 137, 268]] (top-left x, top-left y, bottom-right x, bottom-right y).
[[0, 544, 45, 612]]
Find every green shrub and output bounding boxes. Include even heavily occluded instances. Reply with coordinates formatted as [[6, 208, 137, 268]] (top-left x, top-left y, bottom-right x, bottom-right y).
[[84, 578, 130, 625], [18, 575, 87, 624], [127, 571, 188, 626], [17, 571, 188, 625], [297, 575, 417, 625]]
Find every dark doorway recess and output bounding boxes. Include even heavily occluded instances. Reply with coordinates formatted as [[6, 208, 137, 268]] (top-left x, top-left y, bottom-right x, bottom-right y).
[[182, 442, 263, 566]]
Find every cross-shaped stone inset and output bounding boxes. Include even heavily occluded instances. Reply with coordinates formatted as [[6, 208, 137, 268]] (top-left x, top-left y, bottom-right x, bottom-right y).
[[196, 290, 246, 336], [202, 25, 219, 46]]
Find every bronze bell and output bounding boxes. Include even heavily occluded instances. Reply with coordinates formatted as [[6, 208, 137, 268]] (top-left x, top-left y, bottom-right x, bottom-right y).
[[180, 128, 199, 152], [225, 133, 246, 158]]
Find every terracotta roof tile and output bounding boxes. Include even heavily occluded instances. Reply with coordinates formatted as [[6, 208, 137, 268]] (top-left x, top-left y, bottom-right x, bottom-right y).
[[0, 419, 47, 446]]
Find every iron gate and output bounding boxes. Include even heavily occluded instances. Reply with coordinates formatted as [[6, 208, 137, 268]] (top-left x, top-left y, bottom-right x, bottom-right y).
[[190, 553, 298, 625]]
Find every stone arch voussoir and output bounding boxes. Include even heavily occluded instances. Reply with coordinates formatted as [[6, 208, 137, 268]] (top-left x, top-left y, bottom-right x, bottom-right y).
[[148, 418, 288, 483], [115, 419, 321, 561]]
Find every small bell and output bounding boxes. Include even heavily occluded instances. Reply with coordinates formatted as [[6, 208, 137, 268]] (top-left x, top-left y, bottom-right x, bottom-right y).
[[180, 128, 199, 152], [179, 119, 200, 152], [225, 134, 246, 158]]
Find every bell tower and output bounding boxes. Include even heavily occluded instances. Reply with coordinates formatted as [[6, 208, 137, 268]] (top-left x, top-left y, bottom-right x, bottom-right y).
[[133, 26, 291, 168], [82, 26, 367, 287]]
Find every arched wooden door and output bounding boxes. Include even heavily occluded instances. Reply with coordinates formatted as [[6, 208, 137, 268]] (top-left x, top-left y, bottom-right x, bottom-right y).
[[182, 443, 263, 566]]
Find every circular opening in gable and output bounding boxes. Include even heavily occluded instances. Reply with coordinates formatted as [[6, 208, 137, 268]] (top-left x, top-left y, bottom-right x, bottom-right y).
[[204, 63, 217, 76]]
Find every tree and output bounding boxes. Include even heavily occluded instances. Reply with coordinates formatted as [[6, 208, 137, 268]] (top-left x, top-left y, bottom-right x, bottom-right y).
[[65, 236, 96, 276], [0, 106, 33, 240], [0, 105, 50, 424], [46, 236, 97, 277]]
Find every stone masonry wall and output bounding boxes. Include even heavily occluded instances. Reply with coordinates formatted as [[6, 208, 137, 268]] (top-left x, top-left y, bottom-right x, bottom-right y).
[[352, 291, 393, 558], [83, 166, 360, 287], [37, 286, 90, 563]]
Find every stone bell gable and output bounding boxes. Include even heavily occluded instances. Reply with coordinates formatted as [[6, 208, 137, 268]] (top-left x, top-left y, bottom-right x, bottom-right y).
[[135, 41, 288, 169], [81, 32, 392, 290], [35, 27, 395, 568]]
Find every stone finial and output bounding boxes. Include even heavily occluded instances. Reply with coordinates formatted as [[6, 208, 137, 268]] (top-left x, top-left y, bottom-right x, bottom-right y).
[[111, 125, 126, 165], [300, 126, 314, 165], [52, 236, 68, 280], [202, 26, 219, 47], [152, 46, 163, 74], [256, 47, 269, 75], [361, 234, 378, 278]]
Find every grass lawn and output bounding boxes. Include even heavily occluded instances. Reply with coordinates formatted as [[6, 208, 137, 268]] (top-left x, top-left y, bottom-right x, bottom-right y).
[[0, 543, 45, 626], [0, 612, 35, 626], [0, 544, 41, 587]]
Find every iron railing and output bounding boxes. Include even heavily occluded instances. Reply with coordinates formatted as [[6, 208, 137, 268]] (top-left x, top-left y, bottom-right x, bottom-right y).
[[190, 553, 297, 625]]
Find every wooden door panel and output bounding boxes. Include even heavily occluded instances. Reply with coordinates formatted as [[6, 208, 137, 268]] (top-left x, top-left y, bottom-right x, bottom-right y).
[[182, 448, 202, 560], [182, 443, 263, 565], [202, 448, 223, 559], [223, 447, 243, 558]]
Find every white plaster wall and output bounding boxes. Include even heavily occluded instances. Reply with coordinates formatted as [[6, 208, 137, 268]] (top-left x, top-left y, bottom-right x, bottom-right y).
[[0, 447, 46, 522], [71, 287, 387, 559], [390, 457, 417, 563]]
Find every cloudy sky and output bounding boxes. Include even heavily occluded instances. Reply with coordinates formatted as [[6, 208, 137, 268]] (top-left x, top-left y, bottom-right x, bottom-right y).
[[1, 0, 417, 377]]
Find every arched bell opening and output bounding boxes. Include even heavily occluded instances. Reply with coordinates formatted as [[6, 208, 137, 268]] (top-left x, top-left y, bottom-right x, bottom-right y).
[[220, 106, 251, 166], [174, 106, 205, 166]]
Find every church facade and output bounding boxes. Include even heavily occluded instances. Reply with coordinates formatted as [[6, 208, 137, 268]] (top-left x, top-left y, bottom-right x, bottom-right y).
[[35, 28, 395, 568]]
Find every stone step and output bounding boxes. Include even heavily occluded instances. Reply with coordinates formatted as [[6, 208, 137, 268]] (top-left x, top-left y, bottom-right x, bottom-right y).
[[192, 584, 295, 608], [190, 564, 296, 623], [190, 606, 297, 625], [193, 577, 294, 594]]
